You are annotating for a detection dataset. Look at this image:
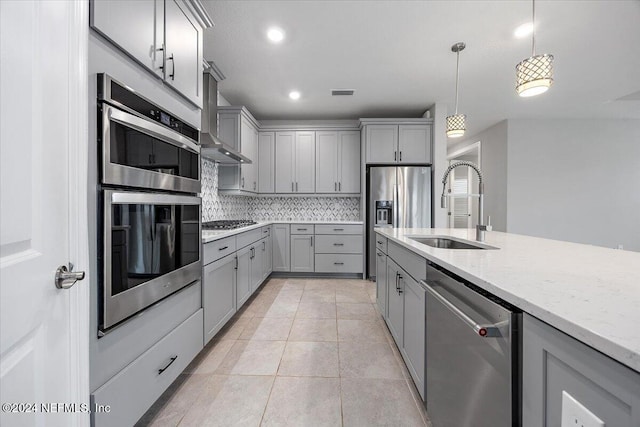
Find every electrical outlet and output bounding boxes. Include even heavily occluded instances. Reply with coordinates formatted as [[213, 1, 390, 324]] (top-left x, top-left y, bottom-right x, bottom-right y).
[[561, 391, 605, 427]]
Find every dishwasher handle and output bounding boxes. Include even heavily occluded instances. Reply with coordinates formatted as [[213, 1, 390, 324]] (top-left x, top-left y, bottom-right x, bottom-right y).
[[421, 280, 503, 338]]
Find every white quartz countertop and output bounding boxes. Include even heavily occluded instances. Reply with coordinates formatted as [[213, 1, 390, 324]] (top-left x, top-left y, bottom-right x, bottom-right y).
[[376, 228, 640, 373], [202, 220, 363, 243]]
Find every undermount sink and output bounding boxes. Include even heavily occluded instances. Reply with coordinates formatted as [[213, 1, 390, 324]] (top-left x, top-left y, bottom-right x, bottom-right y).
[[408, 236, 498, 250]]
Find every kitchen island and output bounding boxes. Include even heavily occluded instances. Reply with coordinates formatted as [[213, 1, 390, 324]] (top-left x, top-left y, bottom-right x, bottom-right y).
[[376, 227, 640, 426]]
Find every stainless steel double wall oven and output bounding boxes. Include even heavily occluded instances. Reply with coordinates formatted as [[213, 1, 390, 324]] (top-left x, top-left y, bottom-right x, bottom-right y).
[[98, 74, 201, 332]]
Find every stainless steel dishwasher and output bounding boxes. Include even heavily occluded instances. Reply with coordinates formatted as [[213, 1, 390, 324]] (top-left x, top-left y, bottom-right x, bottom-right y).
[[422, 263, 521, 427]]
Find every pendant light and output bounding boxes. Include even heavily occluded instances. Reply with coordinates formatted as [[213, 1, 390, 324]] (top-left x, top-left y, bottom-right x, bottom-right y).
[[516, 0, 554, 97], [446, 42, 466, 138]]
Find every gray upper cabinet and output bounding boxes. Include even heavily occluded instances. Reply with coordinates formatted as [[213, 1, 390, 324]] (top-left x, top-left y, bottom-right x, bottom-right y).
[[398, 125, 430, 164], [364, 122, 432, 164], [218, 108, 259, 194], [523, 314, 640, 427], [164, 0, 203, 107], [295, 131, 316, 193], [90, 0, 164, 77], [258, 132, 275, 193], [275, 132, 295, 193], [90, 0, 207, 107], [275, 131, 315, 193], [366, 125, 398, 164], [316, 131, 360, 194]]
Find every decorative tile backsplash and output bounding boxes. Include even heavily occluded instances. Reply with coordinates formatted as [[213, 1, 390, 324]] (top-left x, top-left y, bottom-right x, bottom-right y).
[[201, 158, 361, 222]]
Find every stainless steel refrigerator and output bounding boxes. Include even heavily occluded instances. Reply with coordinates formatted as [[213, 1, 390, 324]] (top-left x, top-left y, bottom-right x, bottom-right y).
[[367, 166, 432, 278]]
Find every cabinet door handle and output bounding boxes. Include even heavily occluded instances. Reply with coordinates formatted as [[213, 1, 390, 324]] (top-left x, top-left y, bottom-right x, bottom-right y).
[[218, 246, 228, 251], [399, 151, 402, 161], [292, 182, 294, 192], [395, 272, 400, 292], [263, 241, 266, 251], [394, 151, 397, 161], [158, 355, 178, 375], [333, 243, 344, 246], [334, 182, 337, 191], [377, 240, 383, 244], [263, 229, 269, 233], [296, 182, 299, 192], [242, 177, 245, 188], [254, 181, 256, 191], [167, 54, 175, 80], [397, 274, 403, 293], [310, 236, 313, 247], [235, 256, 238, 270], [298, 228, 307, 231], [339, 182, 341, 191], [376, 252, 383, 257], [334, 262, 344, 265]]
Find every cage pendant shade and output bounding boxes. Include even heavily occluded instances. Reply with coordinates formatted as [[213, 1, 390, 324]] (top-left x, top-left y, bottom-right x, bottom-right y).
[[446, 114, 466, 138], [516, 53, 554, 97], [447, 42, 466, 138], [516, 0, 554, 97]]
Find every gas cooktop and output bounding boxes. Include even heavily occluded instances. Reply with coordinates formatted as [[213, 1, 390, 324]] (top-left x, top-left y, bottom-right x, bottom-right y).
[[202, 220, 257, 230]]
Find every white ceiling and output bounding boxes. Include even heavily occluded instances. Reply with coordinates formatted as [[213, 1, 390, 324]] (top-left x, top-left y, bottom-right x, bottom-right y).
[[202, 0, 640, 136]]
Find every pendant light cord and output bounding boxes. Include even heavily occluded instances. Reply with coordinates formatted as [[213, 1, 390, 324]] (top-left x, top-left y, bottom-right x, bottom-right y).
[[532, 0, 536, 56], [454, 50, 460, 114]]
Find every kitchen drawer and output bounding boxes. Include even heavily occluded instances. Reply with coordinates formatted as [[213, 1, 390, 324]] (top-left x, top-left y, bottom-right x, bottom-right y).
[[315, 235, 363, 254], [291, 224, 314, 234], [92, 309, 203, 427], [203, 236, 237, 265], [260, 225, 271, 238], [315, 224, 363, 235], [315, 254, 363, 273], [236, 228, 262, 249], [375, 234, 387, 253], [387, 241, 426, 282]]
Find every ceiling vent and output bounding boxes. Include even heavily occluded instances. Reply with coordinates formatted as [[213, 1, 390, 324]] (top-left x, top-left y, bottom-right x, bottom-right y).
[[331, 89, 355, 96]]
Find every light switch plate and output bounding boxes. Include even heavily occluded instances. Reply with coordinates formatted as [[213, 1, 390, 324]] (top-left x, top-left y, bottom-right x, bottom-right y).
[[561, 390, 605, 427]]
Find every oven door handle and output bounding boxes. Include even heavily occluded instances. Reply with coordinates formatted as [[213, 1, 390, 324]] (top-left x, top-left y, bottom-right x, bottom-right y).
[[106, 104, 200, 155], [420, 280, 504, 338], [108, 190, 201, 206]]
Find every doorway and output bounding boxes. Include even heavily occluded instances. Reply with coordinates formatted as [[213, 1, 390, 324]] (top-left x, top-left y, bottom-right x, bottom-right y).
[[446, 142, 481, 229]]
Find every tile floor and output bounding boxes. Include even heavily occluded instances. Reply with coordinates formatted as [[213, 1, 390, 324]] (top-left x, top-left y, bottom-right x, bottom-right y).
[[137, 278, 431, 427]]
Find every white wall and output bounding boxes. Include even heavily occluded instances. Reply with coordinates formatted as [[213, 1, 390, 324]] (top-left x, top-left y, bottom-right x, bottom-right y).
[[507, 119, 640, 251], [448, 120, 509, 231]]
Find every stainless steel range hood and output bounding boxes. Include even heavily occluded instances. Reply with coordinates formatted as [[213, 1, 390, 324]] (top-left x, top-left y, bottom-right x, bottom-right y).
[[200, 64, 252, 164]]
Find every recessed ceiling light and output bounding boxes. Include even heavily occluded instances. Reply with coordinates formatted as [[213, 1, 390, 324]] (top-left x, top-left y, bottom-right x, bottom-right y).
[[289, 91, 301, 100], [514, 22, 534, 38], [267, 27, 285, 43]]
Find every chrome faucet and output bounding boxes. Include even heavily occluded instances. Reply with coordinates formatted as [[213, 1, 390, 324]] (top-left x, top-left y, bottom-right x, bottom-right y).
[[441, 161, 487, 242]]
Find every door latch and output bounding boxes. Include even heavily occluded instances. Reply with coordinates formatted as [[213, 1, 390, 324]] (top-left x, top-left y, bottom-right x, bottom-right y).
[[55, 263, 85, 289]]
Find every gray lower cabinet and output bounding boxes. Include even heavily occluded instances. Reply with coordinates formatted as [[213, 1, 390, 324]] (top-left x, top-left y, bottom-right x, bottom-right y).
[[92, 310, 203, 427], [272, 224, 290, 272], [262, 234, 272, 280], [375, 250, 387, 316], [401, 274, 426, 400], [236, 246, 252, 307], [250, 241, 263, 293], [203, 254, 236, 345], [386, 258, 404, 347], [523, 314, 640, 426], [291, 234, 314, 272]]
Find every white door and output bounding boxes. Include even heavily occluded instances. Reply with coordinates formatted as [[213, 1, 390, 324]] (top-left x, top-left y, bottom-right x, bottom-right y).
[[338, 131, 361, 193], [294, 131, 316, 193], [1, 1, 89, 427], [315, 131, 338, 193], [275, 132, 295, 193]]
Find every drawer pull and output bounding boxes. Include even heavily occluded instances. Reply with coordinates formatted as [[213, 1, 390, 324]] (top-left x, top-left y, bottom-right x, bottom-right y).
[[333, 228, 344, 231], [218, 246, 229, 251], [333, 243, 344, 246], [334, 262, 344, 265], [376, 252, 383, 257], [158, 355, 178, 375], [297, 228, 308, 231], [263, 230, 269, 233], [377, 240, 383, 244]]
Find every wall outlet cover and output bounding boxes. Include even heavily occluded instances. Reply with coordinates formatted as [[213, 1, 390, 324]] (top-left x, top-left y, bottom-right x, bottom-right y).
[[561, 390, 605, 427]]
